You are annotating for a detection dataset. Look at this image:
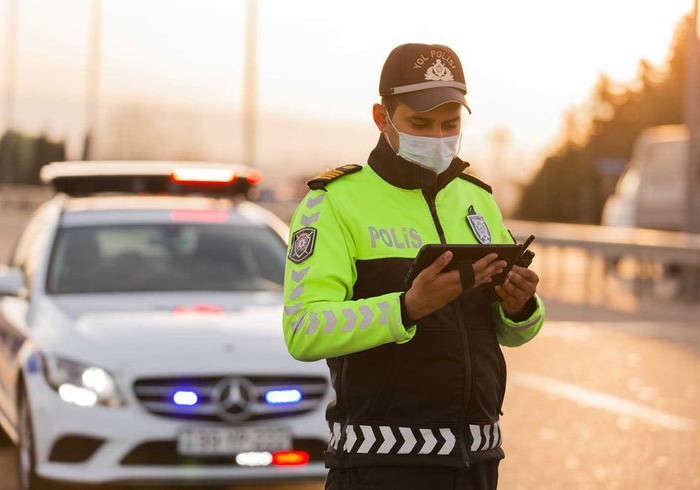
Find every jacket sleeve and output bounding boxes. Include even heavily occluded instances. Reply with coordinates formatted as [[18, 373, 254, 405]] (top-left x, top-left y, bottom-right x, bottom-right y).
[[488, 201, 545, 347], [283, 189, 416, 362], [494, 294, 545, 347]]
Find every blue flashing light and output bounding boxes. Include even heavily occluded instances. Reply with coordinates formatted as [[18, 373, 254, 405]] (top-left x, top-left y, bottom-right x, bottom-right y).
[[265, 389, 302, 405], [172, 390, 199, 406]]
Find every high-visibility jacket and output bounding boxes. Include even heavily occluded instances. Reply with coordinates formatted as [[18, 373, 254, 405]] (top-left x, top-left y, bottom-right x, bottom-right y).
[[283, 136, 545, 469]]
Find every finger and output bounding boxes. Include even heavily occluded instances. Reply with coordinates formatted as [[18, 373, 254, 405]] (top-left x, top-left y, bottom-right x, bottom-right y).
[[420, 251, 453, 281], [510, 265, 539, 283], [476, 260, 507, 285], [472, 253, 500, 273], [507, 270, 538, 295]]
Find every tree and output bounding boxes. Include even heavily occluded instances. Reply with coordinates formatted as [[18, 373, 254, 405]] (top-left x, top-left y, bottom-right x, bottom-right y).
[[515, 15, 698, 223]]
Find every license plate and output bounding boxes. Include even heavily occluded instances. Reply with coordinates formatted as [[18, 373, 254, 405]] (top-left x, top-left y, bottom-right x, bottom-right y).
[[177, 426, 292, 456]]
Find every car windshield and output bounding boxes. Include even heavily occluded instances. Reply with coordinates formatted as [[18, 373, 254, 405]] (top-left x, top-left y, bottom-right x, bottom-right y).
[[46, 223, 287, 294]]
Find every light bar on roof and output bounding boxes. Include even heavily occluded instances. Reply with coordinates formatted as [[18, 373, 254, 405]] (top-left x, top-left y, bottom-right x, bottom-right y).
[[170, 168, 237, 185]]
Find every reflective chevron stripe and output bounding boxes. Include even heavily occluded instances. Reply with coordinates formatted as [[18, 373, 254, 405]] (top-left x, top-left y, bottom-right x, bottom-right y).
[[290, 267, 309, 283], [327, 422, 502, 456], [306, 194, 324, 209], [301, 212, 320, 226], [329, 422, 341, 450], [468, 421, 502, 451], [344, 425, 358, 452]]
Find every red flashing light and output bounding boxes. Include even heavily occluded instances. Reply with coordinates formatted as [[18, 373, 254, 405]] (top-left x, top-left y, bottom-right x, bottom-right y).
[[246, 170, 263, 185], [173, 304, 224, 315], [171, 168, 236, 185], [170, 210, 229, 223], [272, 450, 310, 466]]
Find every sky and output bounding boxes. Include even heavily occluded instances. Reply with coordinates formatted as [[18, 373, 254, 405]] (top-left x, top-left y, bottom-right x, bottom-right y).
[[0, 0, 695, 190]]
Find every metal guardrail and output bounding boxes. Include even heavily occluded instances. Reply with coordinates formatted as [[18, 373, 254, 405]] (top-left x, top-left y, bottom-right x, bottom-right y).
[[507, 220, 700, 302], [507, 220, 700, 266]]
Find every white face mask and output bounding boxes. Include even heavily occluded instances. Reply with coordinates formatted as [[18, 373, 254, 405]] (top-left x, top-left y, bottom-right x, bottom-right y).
[[385, 110, 462, 174]]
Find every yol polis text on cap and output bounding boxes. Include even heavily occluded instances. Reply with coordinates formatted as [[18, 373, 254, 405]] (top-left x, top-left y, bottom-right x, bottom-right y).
[[379, 43, 471, 113]]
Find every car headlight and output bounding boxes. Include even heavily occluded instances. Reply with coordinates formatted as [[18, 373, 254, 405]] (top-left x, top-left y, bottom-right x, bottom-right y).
[[43, 356, 124, 407]]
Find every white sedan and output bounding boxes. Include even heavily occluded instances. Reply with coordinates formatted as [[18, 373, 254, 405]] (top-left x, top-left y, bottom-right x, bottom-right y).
[[0, 162, 330, 489]]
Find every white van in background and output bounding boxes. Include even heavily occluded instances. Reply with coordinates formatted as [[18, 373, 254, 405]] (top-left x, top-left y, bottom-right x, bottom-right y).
[[602, 125, 689, 231]]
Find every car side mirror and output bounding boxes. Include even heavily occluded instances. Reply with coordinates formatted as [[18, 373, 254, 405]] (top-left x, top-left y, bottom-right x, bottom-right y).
[[0, 266, 25, 297]]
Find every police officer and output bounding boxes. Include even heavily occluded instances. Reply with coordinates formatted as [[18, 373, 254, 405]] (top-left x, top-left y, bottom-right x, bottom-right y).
[[283, 43, 544, 490]]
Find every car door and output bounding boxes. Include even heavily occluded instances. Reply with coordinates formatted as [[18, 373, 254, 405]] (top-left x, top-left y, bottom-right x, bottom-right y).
[[0, 203, 56, 432]]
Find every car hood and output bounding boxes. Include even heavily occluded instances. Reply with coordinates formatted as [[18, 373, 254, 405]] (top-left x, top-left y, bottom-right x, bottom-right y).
[[34, 292, 323, 377]]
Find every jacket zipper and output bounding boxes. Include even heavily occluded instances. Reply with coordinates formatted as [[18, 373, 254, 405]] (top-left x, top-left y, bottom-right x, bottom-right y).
[[421, 183, 473, 469]]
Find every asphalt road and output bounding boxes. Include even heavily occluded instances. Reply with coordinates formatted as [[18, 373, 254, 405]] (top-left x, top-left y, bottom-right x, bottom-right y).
[[2, 209, 700, 489]]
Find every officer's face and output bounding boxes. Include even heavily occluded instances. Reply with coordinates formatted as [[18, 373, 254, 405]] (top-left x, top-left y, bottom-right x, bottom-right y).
[[376, 102, 462, 152]]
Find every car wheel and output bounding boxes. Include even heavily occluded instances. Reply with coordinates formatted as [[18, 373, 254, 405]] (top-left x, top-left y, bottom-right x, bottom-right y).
[[16, 386, 52, 490]]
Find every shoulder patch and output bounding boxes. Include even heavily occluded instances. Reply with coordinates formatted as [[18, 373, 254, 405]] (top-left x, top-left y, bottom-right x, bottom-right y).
[[457, 169, 492, 194], [288, 227, 317, 264], [306, 164, 363, 190]]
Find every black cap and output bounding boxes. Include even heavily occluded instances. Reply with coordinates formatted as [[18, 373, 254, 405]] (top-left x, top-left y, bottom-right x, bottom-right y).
[[379, 43, 471, 113]]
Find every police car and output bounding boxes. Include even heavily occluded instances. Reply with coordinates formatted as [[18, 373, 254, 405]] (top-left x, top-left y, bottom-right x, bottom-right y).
[[0, 162, 330, 489]]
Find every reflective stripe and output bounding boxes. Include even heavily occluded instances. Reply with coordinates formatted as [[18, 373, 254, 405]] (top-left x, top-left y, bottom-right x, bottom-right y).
[[332, 422, 341, 450], [306, 194, 324, 209], [359, 305, 373, 329], [291, 313, 306, 333], [491, 422, 501, 449], [376, 426, 396, 454], [378, 301, 390, 325], [291, 267, 309, 283], [306, 312, 320, 335], [357, 425, 376, 454], [469, 422, 501, 451], [342, 308, 357, 332], [284, 303, 301, 316], [327, 423, 465, 456], [437, 428, 455, 455], [389, 80, 467, 95], [344, 425, 357, 452], [397, 427, 416, 454], [323, 311, 338, 333], [289, 284, 304, 300], [301, 212, 320, 226], [418, 428, 437, 454], [469, 425, 482, 451]]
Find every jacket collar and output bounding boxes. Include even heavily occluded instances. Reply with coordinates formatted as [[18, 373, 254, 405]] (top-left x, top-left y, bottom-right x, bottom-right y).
[[367, 135, 468, 194]]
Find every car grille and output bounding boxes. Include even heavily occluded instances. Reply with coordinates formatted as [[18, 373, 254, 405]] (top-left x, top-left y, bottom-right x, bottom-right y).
[[133, 375, 328, 422]]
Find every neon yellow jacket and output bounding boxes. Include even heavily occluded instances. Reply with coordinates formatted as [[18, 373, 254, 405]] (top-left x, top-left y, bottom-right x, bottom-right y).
[[283, 137, 544, 468]]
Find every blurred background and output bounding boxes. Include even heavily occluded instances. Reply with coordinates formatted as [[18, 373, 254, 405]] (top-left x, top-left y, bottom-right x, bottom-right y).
[[0, 0, 696, 215], [1, 1, 700, 489]]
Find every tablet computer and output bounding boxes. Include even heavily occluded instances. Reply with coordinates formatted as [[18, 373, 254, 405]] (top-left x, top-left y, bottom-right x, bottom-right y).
[[405, 243, 523, 287]]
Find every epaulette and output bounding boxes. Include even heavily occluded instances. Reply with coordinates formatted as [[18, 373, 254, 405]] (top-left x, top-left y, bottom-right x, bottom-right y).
[[306, 164, 363, 190], [457, 169, 492, 194]]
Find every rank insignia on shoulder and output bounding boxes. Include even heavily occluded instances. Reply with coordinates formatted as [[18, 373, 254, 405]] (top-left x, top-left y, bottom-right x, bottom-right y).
[[306, 164, 362, 190], [458, 169, 492, 194], [289, 227, 317, 264], [466, 205, 492, 244]]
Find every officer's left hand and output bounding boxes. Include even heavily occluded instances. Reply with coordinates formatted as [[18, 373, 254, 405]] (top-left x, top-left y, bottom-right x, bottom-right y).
[[494, 265, 539, 317]]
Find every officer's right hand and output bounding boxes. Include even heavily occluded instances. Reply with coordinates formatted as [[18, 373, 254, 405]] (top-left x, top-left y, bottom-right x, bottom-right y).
[[404, 252, 506, 322]]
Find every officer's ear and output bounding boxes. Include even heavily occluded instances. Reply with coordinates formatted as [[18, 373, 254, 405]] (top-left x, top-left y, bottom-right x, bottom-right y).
[[372, 103, 390, 133]]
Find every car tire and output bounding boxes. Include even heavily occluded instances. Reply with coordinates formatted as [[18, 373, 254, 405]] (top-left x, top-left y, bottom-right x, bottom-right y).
[[16, 385, 53, 490]]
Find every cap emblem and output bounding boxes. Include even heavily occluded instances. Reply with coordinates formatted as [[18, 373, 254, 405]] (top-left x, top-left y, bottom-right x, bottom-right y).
[[425, 59, 454, 82]]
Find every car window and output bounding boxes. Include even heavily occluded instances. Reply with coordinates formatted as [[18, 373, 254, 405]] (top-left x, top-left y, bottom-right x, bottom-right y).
[[46, 223, 287, 294]]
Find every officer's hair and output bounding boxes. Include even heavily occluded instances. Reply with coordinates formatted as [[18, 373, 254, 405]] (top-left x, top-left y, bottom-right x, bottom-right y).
[[381, 96, 400, 117]]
